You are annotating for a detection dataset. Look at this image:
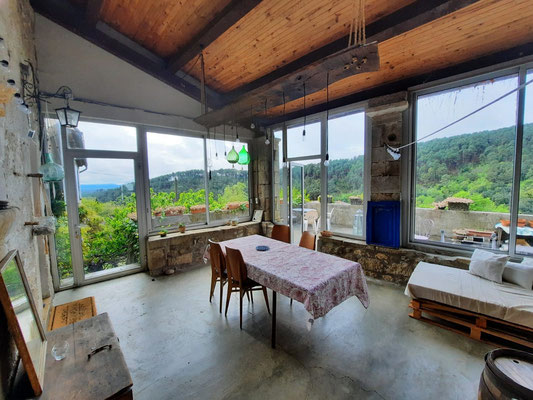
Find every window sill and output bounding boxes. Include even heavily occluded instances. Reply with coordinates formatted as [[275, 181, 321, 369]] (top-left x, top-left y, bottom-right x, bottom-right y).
[[147, 221, 260, 242]]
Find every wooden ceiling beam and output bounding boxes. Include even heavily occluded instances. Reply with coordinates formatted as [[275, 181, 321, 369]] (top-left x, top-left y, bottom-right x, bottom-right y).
[[194, 0, 482, 127], [167, 0, 263, 74], [31, 0, 224, 107], [257, 41, 533, 126], [226, 0, 481, 102]]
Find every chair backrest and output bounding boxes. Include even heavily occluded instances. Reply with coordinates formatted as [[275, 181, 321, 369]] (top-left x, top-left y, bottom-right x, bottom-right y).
[[299, 231, 316, 250], [208, 239, 226, 277], [225, 247, 248, 284], [272, 224, 290, 243]]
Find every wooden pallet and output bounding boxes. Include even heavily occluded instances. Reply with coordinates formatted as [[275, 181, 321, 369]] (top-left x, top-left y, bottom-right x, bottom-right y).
[[48, 297, 97, 331], [409, 299, 533, 350]]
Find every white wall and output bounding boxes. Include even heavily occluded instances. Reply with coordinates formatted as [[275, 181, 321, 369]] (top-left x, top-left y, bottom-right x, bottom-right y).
[[34, 15, 206, 131]]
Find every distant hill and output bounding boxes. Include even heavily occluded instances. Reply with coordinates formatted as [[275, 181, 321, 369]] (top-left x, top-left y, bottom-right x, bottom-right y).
[[81, 184, 120, 195]]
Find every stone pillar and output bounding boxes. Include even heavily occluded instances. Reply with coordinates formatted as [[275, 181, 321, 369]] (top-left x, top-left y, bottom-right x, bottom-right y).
[[366, 92, 408, 201], [251, 137, 272, 222]]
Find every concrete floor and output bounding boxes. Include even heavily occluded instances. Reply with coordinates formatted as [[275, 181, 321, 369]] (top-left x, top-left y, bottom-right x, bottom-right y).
[[54, 265, 492, 400]]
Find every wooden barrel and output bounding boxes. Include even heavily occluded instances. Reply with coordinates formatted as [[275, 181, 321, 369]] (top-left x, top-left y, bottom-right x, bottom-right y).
[[478, 349, 533, 400]]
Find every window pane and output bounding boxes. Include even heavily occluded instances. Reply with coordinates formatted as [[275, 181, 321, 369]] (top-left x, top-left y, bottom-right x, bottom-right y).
[[287, 121, 320, 158], [207, 139, 250, 224], [69, 121, 137, 151], [414, 75, 518, 251], [327, 111, 365, 237], [516, 70, 533, 256], [272, 129, 288, 224], [296, 159, 321, 244], [147, 132, 207, 227]]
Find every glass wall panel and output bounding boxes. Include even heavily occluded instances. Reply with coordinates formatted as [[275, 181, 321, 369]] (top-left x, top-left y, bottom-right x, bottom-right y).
[[287, 121, 320, 158], [327, 111, 366, 237], [414, 75, 518, 250], [272, 129, 288, 224], [146, 132, 207, 228], [69, 121, 137, 152], [207, 138, 250, 224], [516, 69, 533, 256]]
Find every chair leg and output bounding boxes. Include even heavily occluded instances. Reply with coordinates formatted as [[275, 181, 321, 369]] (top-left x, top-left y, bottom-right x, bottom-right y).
[[246, 290, 250, 302], [239, 289, 244, 330], [262, 287, 271, 315], [290, 298, 293, 306], [209, 274, 216, 302], [250, 289, 254, 304], [225, 283, 232, 316], [219, 279, 224, 314]]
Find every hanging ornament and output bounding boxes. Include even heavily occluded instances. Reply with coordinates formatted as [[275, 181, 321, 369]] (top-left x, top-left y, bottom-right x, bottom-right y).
[[39, 153, 64, 182], [302, 82, 306, 142], [238, 145, 250, 165], [227, 145, 239, 167]]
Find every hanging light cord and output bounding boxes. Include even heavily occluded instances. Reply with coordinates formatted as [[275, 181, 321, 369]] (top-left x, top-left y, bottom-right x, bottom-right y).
[[303, 82, 307, 135], [223, 125, 227, 155], [389, 77, 533, 153], [348, 0, 366, 47]]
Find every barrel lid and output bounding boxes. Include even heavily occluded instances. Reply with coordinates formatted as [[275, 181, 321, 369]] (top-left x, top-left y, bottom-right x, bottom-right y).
[[486, 349, 533, 395]]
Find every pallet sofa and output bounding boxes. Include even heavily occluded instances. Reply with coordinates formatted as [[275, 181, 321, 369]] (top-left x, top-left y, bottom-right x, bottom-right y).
[[405, 262, 533, 350]]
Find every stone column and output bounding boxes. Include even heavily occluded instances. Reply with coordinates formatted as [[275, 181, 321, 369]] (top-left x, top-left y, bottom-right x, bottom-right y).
[[366, 92, 408, 201], [251, 137, 272, 221]]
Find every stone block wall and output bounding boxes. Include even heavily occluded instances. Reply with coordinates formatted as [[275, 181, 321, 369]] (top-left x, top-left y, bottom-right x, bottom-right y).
[[318, 236, 470, 285], [0, 1, 54, 397], [147, 222, 262, 276], [251, 137, 272, 222], [367, 92, 407, 202]]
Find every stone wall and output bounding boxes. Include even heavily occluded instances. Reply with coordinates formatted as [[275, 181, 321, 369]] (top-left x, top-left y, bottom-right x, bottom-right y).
[[251, 137, 272, 222], [147, 222, 262, 276], [0, 1, 53, 397], [318, 236, 470, 285]]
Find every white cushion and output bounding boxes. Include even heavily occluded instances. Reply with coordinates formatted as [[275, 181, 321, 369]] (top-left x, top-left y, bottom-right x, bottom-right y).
[[468, 249, 508, 283], [503, 262, 533, 290]]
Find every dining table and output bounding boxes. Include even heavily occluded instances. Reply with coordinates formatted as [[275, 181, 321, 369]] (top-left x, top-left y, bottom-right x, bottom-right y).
[[216, 234, 369, 348]]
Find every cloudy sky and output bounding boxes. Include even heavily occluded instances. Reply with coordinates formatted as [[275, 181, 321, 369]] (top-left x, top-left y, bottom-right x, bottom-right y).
[[74, 70, 532, 186]]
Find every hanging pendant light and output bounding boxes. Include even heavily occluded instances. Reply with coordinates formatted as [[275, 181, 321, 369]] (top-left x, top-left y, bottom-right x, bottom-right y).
[[235, 126, 240, 143], [227, 145, 239, 167], [238, 145, 250, 165], [302, 82, 306, 142], [54, 86, 81, 128], [39, 153, 65, 182], [264, 99, 270, 145]]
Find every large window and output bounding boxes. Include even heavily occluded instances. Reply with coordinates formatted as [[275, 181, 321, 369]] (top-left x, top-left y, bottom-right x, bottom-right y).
[[271, 106, 368, 242], [146, 130, 251, 230], [411, 64, 532, 257], [327, 111, 366, 237]]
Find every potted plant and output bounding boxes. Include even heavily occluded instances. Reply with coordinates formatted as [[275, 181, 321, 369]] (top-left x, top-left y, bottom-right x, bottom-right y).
[[178, 223, 186, 233], [159, 229, 168, 237]]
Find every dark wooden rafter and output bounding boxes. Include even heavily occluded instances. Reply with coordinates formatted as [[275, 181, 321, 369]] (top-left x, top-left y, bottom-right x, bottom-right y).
[[195, 0, 482, 127], [257, 41, 533, 126], [31, 0, 224, 107], [167, 0, 263, 74], [85, 0, 104, 27]]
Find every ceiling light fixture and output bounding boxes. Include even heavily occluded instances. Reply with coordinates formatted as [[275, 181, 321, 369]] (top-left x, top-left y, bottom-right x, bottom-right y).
[[54, 86, 81, 127]]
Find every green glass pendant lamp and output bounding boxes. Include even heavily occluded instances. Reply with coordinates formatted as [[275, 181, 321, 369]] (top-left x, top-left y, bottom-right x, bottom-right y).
[[226, 145, 239, 167], [39, 153, 64, 182], [238, 146, 250, 165]]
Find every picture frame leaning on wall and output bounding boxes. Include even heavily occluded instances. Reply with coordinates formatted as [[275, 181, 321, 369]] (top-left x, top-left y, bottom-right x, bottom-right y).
[[0, 250, 47, 396]]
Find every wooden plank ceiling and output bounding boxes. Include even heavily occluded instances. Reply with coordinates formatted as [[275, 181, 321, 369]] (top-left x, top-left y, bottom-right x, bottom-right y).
[[53, 0, 533, 124]]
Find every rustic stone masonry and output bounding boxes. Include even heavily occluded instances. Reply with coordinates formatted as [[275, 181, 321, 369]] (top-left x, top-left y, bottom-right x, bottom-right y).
[[318, 236, 470, 285], [251, 137, 272, 221], [367, 92, 407, 202], [147, 222, 262, 276]]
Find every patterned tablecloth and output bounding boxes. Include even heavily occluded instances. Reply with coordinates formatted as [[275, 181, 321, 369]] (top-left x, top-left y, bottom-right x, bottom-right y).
[[216, 235, 369, 319]]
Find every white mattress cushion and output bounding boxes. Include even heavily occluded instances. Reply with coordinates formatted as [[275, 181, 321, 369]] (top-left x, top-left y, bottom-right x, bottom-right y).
[[503, 262, 533, 290], [468, 249, 508, 283], [405, 262, 533, 328]]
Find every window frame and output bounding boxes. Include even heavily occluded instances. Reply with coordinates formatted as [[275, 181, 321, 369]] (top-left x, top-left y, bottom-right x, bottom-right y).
[[406, 59, 533, 258], [141, 125, 253, 234], [269, 101, 370, 240]]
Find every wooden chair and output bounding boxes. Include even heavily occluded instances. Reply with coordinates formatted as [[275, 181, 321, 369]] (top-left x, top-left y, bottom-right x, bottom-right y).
[[299, 231, 316, 250], [208, 239, 227, 313], [225, 247, 271, 329], [272, 224, 290, 243]]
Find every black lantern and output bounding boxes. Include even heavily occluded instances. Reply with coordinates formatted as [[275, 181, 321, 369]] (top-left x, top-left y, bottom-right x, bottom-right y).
[[54, 86, 81, 127]]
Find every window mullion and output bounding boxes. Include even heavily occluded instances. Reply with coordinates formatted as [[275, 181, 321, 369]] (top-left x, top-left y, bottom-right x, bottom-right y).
[[509, 67, 527, 257]]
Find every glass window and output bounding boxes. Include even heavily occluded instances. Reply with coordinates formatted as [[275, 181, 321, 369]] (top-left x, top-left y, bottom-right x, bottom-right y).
[[207, 139, 250, 224], [287, 121, 320, 158], [68, 121, 137, 151], [516, 69, 533, 256], [413, 74, 518, 250], [146, 132, 207, 227], [327, 111, 366, 237]]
